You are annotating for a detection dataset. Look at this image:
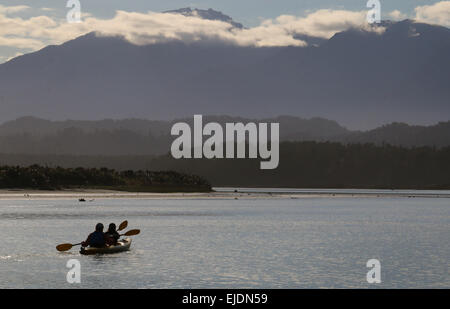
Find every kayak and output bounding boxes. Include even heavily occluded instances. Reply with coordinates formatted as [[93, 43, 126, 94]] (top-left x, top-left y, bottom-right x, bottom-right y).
[[80, 238, 132, 255]]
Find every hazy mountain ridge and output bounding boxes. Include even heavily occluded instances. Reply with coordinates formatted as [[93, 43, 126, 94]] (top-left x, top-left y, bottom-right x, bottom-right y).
[[338, 121, 450, 147], [0, 116, 449, 156]]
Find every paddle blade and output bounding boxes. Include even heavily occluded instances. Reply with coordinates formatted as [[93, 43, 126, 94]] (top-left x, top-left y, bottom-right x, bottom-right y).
[[123, 229, 140, 236], [56, 243, 73, 252], [118, 220, 128, 231]]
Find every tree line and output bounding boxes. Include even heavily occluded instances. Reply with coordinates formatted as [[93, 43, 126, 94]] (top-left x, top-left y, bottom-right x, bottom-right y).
[[0, 165, 211, 192], [0, 142, 449, 189], [148, 142, 450, 189]]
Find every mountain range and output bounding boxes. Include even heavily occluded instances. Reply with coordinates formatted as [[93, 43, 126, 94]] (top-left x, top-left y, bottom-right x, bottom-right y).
[[0, 9, 449, 129], [0, 116, 448, 156]]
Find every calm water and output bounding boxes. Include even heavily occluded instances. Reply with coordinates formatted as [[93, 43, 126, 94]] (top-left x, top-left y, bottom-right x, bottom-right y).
[[215, 187, 450, 197], [0, 193, 449, 288]]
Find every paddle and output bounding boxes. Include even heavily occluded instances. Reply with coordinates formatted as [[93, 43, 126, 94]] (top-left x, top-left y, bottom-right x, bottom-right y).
[[56, 242, 82, 252], [118, 220, 128, 231], [56, 220, 129, 252], [121, 229, 140, 236]]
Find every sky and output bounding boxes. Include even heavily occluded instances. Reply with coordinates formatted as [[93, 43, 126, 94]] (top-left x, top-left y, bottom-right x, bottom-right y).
[[0, 0, 449, 63]]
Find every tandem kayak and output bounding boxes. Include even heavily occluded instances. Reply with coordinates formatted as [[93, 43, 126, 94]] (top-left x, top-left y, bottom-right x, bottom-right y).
[[80, 238, 132, 255]]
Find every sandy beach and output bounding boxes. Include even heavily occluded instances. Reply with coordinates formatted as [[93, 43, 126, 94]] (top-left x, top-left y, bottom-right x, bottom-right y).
[[0, 188, 303, 200], [0, 188, 449, 200]]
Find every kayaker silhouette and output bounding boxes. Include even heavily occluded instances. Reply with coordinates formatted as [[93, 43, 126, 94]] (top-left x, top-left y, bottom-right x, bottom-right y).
[[82, 223, 106, 248], [105, 223, 120, 246]]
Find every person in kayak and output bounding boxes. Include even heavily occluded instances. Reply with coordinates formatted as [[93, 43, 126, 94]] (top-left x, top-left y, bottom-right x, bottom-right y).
[[105, 223, 120, 246], [81, 223, 106, 248]]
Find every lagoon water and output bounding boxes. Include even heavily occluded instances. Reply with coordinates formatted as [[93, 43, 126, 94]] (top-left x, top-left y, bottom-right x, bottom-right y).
[[0, 191, 449, 288]]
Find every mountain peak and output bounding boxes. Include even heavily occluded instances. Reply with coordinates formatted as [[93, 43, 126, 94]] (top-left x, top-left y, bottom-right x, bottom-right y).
[[164, 7, 244, 29]]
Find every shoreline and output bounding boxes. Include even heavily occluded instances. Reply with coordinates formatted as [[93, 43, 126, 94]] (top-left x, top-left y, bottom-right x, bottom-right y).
[[0, 188, 449, 199]]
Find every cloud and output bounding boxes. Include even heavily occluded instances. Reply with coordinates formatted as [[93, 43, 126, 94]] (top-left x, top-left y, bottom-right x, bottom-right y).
[[5, 52, 24, 62], [0, 36, 44, 50], [388, 10, 407, 21], [94, 9, 384, 47], [414, 1, 450, 27], [76, 11, 308, 47], [272, 9, 373, 39], [0, 6, 386, 55], [0, 5, 30, 14], [0, 12, 58, 49]]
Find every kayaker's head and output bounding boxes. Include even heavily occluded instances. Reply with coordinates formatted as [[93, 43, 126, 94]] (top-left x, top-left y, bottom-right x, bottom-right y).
[[95, 223, 104, 232], [108, 223, 116, 232]]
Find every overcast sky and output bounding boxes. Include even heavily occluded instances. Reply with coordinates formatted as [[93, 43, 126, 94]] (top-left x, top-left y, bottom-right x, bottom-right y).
[[0, 0, 449, 63]]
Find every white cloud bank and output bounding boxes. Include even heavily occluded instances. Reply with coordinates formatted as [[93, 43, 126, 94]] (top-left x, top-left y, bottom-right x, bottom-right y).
[[388, 10, 408, 21], [0, 5, 378, 52], [94, 9, 379, 47], [0, 1, 449, 62], [415, 1, 450, 27]]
